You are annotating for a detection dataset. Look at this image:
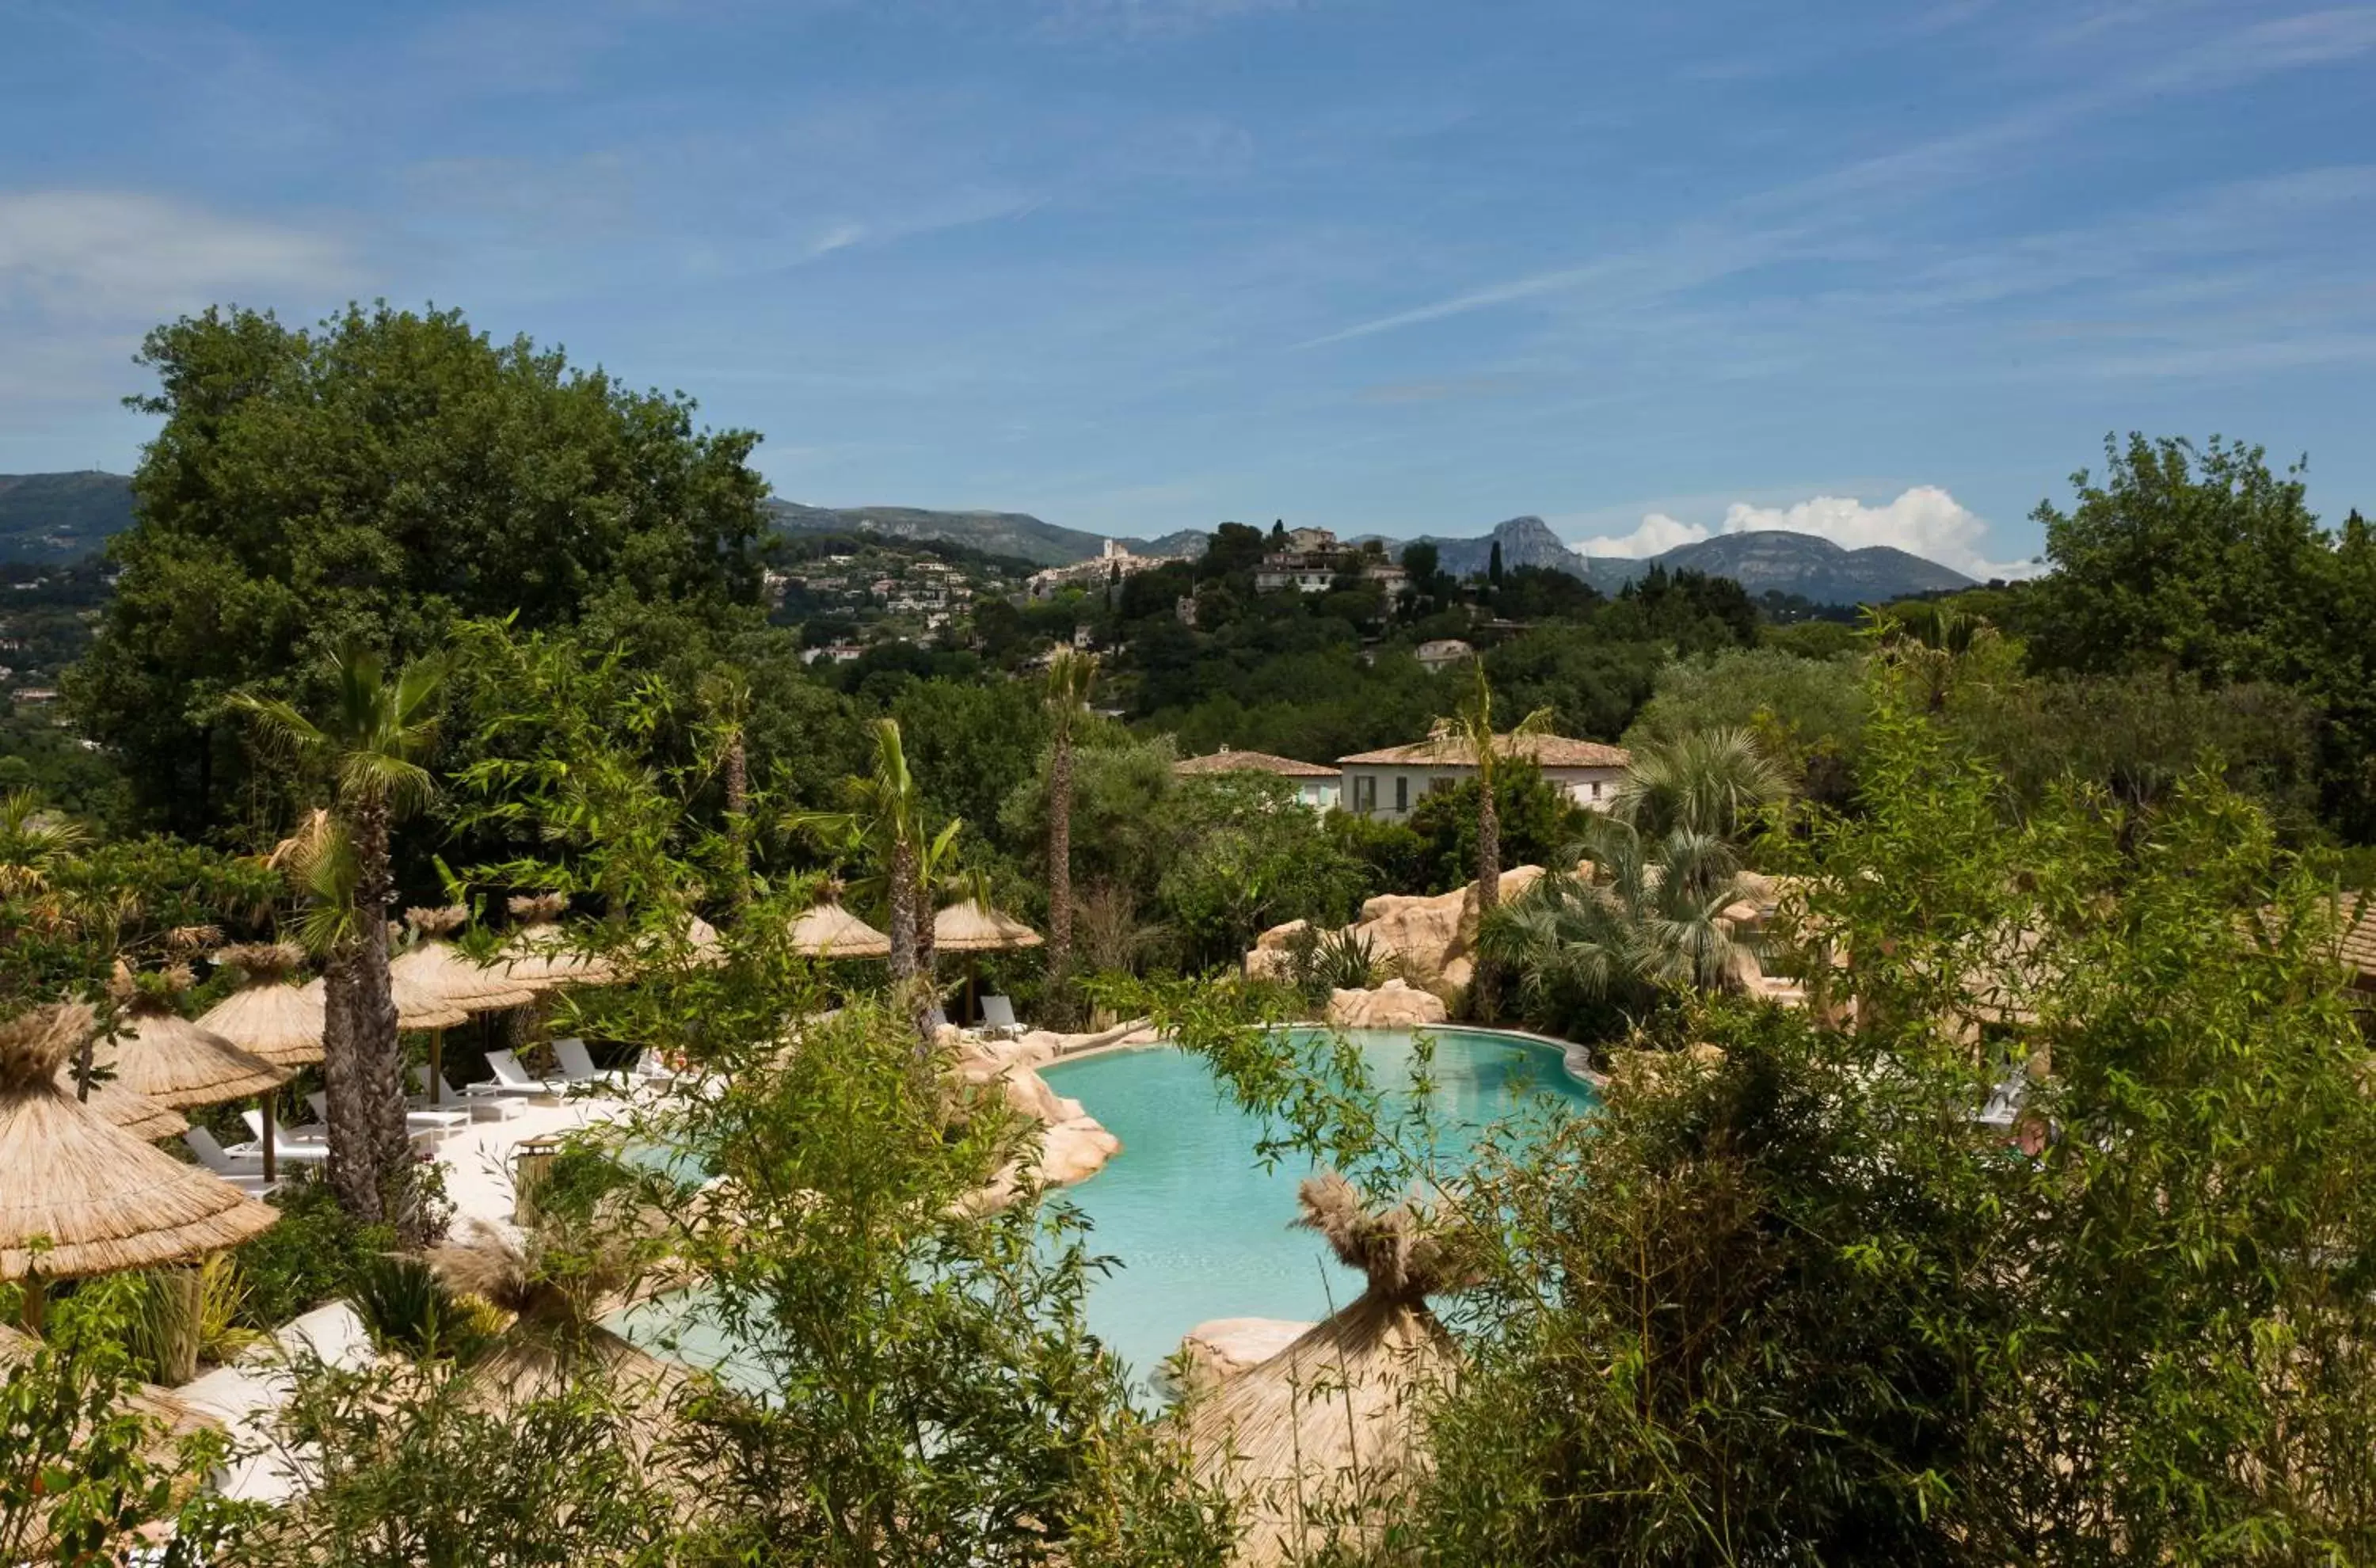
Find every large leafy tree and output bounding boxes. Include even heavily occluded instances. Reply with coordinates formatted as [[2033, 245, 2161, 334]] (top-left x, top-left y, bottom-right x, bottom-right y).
[[72, 303, 771, 833], [2025, 434, 2376, 838], [233, 642, 448, 1239]]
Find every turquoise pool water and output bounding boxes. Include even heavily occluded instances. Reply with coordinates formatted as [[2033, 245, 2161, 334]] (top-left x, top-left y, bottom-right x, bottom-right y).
[[1040, 1027, 1597, 1393]]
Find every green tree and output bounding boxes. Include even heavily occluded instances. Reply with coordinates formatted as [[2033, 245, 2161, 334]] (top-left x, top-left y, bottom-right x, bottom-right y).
[[1153, 774, 1369, 969], [1403, 761, 1582, 895], [2028, 434, 2331, 683], [72, 303, 770, 833], [231, 641, 448, 1239], [1624, 647, 1866, 811]]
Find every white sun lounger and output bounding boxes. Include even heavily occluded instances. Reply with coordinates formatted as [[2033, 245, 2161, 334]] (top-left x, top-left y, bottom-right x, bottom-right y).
[[181, 1128, 281, 1198], [413, 1066, 523, 1120], [238, 1109, 332, 1162], [553, 1037, 632, 1092], [482, 1049, 569, 1100], [979, 995, 1021, 1037]]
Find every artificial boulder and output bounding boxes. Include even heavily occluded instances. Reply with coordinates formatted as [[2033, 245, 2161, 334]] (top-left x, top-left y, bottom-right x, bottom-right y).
[[1171, 1317, 1315, 1394], [1326, 978, 1449, 1029]]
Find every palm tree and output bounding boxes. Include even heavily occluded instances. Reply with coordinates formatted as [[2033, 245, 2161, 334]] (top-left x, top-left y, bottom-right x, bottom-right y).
[[1613, 729, 1791, 842], [786, 719, 955, 1043], [232, 642, 447, 1238], [1427, 662, 1552, 1018], [1480, 818, 1758, 1037], [1041, 648, 1099, 986], [1871, 603, 1997, 713]]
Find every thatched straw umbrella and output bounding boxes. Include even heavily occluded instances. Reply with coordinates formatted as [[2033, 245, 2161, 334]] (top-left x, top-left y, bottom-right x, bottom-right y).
[[390, 908, 537, 1106], [1184, 1173, 1463, 1566], [97, 973, 297, 1179], [196, 942, 325, 1070], [1, 1003, 279, 1330], [427, 1219, 684, 1415], [54, 1071, 188, 1143], [786, 901, 893, 960], [497, 893, 618, 992], [932, 898, 1041, 1019]]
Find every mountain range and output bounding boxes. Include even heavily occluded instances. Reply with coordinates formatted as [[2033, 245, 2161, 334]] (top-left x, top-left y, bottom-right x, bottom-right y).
[[0, 472, 1975, 603]]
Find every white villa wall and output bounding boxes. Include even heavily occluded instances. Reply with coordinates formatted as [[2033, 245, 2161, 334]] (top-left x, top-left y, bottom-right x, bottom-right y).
[[1340, 763, 1622, 822]]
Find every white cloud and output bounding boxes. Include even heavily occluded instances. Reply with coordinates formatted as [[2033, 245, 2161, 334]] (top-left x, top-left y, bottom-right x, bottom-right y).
[[1571, 511, 1711, 559], [1571, 486, 2041, 579], [0, 191, 351, 317], [1712, 487, 2034, 579]]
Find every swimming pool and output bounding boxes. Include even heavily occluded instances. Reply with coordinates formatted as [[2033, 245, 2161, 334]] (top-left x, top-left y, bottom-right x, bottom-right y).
[[1040, 1026, 1597, 1393]]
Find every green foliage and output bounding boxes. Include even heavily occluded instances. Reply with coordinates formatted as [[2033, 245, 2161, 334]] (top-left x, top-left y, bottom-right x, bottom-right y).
[[1000, 725, 1178, 904], [1404, 761, 1583, 894], [206, 1358, 681, 1567], [1625, 647, 1867, 809], [1323, 809, 1431, 896], [2024, 435, 2376, 838], [0, 1281, 221, 1565], [71, 302, 772, 832], [232, 1177, 401, 1330], [1152, 773, 1371, 969], [347, 1253, 492, 1364], [1479, 820, 1756, 1045], [1279, 926, 1393, 1006], [891, 678, 1050, 843]]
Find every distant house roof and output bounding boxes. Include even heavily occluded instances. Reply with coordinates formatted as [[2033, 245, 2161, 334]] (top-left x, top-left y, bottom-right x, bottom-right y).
[[1174, 748, 1339, 780], [1337, 733, 1633, 769]]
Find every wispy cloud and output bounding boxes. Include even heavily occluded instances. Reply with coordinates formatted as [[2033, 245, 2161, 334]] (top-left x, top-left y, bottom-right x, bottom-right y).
[[0, 191, 353, 316], [1299, 9, 2376, 349]]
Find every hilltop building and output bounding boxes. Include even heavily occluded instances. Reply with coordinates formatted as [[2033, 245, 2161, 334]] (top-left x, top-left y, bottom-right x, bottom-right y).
[[1338, 733, 1632, 822], [1252, 528, 1409, 595], [1026, 538, 1187, 600]]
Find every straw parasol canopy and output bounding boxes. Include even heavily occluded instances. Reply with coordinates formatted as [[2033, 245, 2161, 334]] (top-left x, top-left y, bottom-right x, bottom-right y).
[[2, 1003, 279, 1283], [96, 976, 292, 1110], [1184, 1173, 1464, 1566], [786, 901, 893, 960], [428, 1219, 685, 1414], [931, 898, 1043, 953], [53, 1070, 188, 1143], [497, 893, 618, 991], [391, 906, 538, 1014], [196, 942, 326, 1069]]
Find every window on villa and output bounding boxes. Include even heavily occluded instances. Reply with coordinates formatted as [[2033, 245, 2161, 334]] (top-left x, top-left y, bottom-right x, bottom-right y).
[[1395, 775, 1409, 813], [1591, 779, 1602, 800]]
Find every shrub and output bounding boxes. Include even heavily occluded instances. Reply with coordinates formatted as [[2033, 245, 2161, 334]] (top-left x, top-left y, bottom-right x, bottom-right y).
[[233, 1177, 398, 1330]]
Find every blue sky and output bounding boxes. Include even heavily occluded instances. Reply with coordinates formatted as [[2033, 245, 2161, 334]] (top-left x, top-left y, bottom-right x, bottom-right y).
[[3, 0, 2372, 576]]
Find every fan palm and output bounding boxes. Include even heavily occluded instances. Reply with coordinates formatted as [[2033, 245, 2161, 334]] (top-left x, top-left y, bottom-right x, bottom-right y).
[[1613, 728, 1792, 842], [1041, 648, 1098, 985], [1482, 817, 1758, 1038], [231, 641, 448, 1239], [1427, 663, 1553, 1019]]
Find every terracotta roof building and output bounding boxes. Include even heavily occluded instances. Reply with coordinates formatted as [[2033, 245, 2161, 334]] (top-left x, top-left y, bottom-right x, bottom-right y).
[[1175, 748, 1342, 810], [1337, 732, 1632, 822]]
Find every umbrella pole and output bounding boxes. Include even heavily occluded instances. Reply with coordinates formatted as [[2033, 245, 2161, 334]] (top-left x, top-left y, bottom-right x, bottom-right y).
[[20, 1277, 44, 1334], [261, 1094, 277, 1183], [429, 1028, 444, 1106], [968, 957, 979, 1023]]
